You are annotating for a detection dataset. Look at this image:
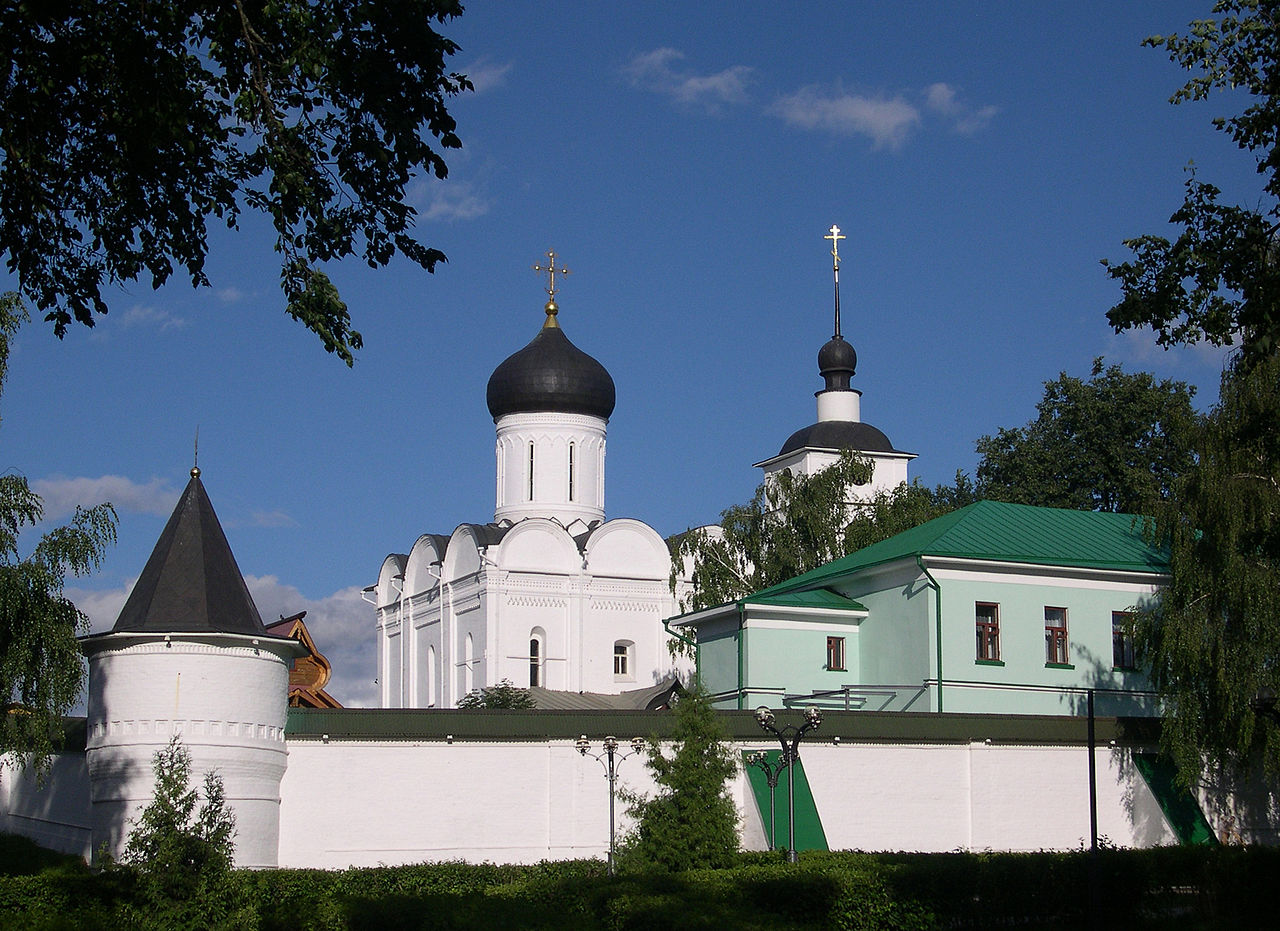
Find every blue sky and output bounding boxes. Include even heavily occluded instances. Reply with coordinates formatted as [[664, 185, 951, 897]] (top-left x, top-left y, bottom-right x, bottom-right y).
[[1, 2, 1255, 705]]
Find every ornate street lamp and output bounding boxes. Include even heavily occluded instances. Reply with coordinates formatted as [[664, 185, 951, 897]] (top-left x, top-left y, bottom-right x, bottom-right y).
[[755, 705, 823, 863], [745, 750, 786, 850], [576, 735, 646, 875]]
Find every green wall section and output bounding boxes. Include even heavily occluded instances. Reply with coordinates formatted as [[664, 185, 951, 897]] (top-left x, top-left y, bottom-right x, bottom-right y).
[[741, 750, 829, 852], [1133, 753, 1217, 846]]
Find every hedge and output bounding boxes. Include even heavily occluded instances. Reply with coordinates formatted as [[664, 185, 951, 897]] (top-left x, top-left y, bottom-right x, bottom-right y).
[[0, 842, 1276, 929]]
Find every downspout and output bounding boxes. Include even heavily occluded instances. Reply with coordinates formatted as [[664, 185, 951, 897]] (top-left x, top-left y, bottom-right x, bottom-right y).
[[737, 602, 746, 710], [917, 556, 943, 713], [662, 615, 700, 686]]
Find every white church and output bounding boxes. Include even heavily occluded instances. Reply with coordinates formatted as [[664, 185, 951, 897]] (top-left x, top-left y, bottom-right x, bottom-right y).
[[373, 256, 686, 707]]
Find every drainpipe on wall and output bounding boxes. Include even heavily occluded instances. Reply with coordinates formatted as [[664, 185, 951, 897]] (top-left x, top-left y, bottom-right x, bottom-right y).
[[917, 556, 943, 713], [662, 615, 700, 687], [737, 602, 746, 710]]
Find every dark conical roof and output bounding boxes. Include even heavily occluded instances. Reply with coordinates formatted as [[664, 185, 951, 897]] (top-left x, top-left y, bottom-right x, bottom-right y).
[[111, 469, 268, 635], [486, 304, 616, 420], [777, 420, 901, 456]]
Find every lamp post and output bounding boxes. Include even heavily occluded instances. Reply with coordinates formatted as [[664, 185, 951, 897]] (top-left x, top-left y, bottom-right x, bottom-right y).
[[755, 706, 823, 863], [576, 734, 645, 875], [745, 750, 785, 850]]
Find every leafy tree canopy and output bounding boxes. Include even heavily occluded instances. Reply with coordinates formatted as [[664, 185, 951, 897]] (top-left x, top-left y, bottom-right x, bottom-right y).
[[975, 358, 1201, 514], [0, 1, 471, 365], [1137, 353, 1280, 786], [0, 294, 116, 767], [621, 686, 739, 872], [1103, 0, 1280, 365], [457, 678, 537, 709], [672, 452, 976, 613]]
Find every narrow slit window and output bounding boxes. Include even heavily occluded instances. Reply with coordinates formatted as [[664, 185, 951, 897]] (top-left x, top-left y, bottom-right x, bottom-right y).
[[527, 442, 535, 501], [1113, 612, 1136, 670], [568, 442, 576, 501], [530, 636, 542, 687]]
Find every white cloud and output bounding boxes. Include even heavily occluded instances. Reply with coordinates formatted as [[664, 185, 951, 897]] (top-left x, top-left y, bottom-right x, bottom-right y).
[[64, 580, 136, 635], [31, 474, 180, 522], [246, 576, 377, 707], [415, 180, 491, 221], [118, 304, 189, 331], [923, 82, 998, 135], [463, 58, 513, 94], [65, 574, 377, 707], [216, 287, 245, 304], [624, 48, 752, 110], [773, 86, 920, 149]]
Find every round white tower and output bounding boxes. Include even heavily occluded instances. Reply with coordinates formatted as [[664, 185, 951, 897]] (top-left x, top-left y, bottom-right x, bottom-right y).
[[81, 468, 306, 868], [486, 258, 615, 529]]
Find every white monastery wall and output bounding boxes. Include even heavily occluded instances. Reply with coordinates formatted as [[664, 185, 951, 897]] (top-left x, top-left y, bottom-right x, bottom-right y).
[[0, 733, 1216, 868]]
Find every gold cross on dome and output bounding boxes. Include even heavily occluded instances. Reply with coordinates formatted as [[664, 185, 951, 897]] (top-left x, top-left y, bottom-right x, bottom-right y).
[[533, 250, 570, 299], [824, 224, 845, 267]]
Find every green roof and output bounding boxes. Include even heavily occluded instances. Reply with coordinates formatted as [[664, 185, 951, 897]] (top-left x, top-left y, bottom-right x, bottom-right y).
[[758, 500, 1169, 597], [742, 588, 867, 612]]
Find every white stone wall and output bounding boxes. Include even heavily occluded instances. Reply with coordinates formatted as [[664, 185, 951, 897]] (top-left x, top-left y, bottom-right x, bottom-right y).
[[494, 412, 607, 527], [0, 733, 1230, 868]]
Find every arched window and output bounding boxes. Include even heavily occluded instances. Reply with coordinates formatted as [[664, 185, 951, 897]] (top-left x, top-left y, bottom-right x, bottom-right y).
[[527, 442, 535, 500], [463, 633, 475, 698], [568, 442, 576, 501], [529, 627, 546, 688], [427, 645, 437, 708], [614, 640, 634, 680]]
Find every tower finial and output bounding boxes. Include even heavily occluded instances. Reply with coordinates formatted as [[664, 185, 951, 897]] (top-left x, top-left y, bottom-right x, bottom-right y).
[[824, 224, 845, 339], [533, 250, 570, 329], [191, 427, 200, 479]]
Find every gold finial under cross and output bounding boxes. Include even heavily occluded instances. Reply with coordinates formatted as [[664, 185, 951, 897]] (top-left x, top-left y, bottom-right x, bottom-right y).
[[533, 250, 570, 299], [825, 224, 845, 268]]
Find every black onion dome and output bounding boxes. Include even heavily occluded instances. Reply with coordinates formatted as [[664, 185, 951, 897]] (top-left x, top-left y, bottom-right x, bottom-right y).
[[487, 308, 616, 420], [818, 335, 856, 390], [778, 420, 900, 456]]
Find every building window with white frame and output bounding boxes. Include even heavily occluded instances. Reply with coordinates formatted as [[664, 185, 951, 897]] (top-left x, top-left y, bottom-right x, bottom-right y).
[[614, 641, 633, 679], [826, 636, 846, 671], [976, 602, 1000, 662], [1112, 611, 1137, 670], [1045, 607, 1069, 665]]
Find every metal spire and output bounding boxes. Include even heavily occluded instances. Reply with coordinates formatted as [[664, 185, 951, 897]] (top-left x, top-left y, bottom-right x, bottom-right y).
[[824, 224, 845, 339]]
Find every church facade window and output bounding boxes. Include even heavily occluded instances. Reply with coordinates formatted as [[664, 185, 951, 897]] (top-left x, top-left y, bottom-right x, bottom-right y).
[[463, 633, 475, 698], [614, 640, 633, 679], [1112, 612, 1136, 670], [529, 628, 545, 687], [527, 443, 535, 500], [427, 645, 437, 707], [568, 442, 576, 501]]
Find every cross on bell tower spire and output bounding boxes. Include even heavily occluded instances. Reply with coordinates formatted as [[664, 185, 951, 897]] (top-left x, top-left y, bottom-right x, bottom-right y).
[[824, 224, 846, 339]]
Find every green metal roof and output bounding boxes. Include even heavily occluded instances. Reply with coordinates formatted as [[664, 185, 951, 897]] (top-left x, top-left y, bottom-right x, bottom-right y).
[[742, 588, 867, 612], [283, 707, 1159, 746], [757, 500, 1169, 598]]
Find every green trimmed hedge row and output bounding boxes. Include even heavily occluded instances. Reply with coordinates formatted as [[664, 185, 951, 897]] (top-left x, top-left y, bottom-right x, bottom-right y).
[[0, 845, 1276, 929]]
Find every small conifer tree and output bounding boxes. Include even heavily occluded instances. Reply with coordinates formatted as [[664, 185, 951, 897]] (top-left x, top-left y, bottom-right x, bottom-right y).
[[122, 735, 236, 901], [622, 685, 739, 871]]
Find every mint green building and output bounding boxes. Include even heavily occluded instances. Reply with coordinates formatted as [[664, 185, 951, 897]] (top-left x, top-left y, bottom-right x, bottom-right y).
[[673, 501, 1167, 717]]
